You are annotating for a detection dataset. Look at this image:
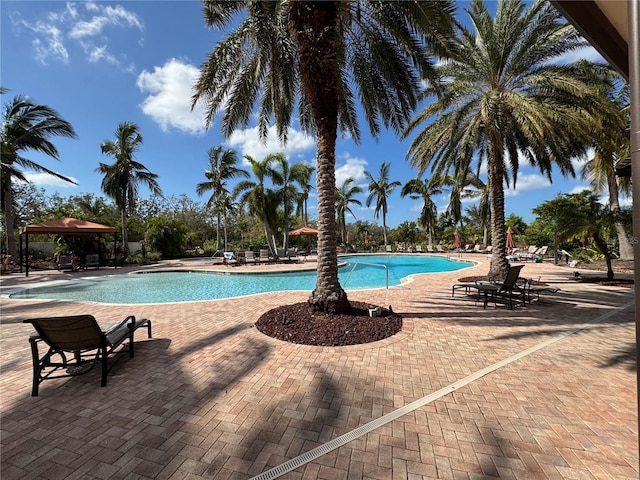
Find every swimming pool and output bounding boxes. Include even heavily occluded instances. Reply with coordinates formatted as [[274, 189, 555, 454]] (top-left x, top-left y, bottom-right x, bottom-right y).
[[10, 254, 473, 304]]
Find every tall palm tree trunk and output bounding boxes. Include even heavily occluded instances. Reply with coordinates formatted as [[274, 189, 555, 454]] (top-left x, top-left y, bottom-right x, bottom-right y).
[[310, 123, 349, 313], [216, 211, 222, 252], [608, 174, 633, 260], [382, 215, 388, 246], [223, 211, 228, 251], [487, 141, 509, 279], [120, 205, 129, 258], [3, 179, 17, 260], [282, 203, 289, 251], [261, 210, 274, 255], [292, 1, 349, 314]]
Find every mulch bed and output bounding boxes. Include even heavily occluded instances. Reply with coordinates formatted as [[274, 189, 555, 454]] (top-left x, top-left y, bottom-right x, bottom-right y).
[[255, 301, 402, 346]]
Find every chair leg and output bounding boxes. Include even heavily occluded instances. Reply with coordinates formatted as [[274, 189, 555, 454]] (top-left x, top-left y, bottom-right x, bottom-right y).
[[29, 338, 41, 397], [100, 347, 108, 387]]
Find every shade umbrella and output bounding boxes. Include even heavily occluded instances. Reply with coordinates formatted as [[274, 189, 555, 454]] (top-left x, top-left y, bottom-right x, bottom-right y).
[[289, 226, 318, 253], [288, 226, 318, 236], [453, 230, 462, 249], [506, 226, 515, 253]]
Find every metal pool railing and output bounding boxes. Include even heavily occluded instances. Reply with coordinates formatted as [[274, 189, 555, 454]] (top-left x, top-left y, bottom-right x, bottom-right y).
[[342, 261, 389, 289]]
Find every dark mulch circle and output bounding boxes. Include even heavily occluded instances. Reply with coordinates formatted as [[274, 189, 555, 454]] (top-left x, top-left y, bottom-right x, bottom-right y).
[[255, 301, 402, 346], [571, 276, 634, 288]]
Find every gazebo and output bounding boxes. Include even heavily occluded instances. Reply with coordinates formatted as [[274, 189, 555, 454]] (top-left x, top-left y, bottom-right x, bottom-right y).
[[19, 218, 117, 277]]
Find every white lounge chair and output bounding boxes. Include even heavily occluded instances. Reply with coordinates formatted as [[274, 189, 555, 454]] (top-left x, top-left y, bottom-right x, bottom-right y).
[[223, 252, 238, 265]]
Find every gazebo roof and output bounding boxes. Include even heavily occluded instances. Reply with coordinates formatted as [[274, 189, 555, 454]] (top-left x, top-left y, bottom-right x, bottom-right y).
[[20, 217, 116, 235]]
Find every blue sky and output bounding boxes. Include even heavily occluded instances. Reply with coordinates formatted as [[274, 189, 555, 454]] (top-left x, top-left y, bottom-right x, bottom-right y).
[[1, 1, 618, 228]]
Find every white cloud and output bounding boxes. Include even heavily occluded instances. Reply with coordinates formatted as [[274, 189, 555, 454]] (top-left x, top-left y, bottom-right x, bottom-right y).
[[137, 59, 208, 135], [227, 125, 316, 161], [568, 185, 590, 195], [9, 2, 142, 68], [505, 173, 552, 197], [335, 153, 368, 190], [23, 172, 78, 189], [69, 4, 143, 39], [31, 24, 69, 64]]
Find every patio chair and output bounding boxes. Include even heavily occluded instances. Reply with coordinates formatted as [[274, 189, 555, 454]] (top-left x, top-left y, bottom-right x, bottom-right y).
[[243, 251, 256, 264], [426, 245, 434, 253], [520, 278, 560, 304], [474, 264, 525, 309], [415, 245, 423, 253], [57, 254, 74, 271], [385, 245, 393, 253], [212, 251, 225, 265], [436, 244, 445, 253], [23, 314, 152, 396], [285, 249, 299, 263], [259, 249, 272, 263], [223, 251, 238, 265], [84, 253, 100, 269]]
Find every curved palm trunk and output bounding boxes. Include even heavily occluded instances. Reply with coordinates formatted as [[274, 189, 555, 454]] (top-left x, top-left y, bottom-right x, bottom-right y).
[[593, 228, 614, 280], [292, 1, 349, 314], [487, 141, 509, 279], [608, 173, 633, 260], [261, 210, 274, 255]]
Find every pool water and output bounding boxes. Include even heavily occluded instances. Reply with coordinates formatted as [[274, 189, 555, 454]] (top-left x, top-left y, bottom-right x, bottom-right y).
[[10, 254, 472, 304]]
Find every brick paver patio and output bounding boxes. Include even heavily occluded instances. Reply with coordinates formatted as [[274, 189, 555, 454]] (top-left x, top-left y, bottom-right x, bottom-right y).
[[1, 255, 637, 479]]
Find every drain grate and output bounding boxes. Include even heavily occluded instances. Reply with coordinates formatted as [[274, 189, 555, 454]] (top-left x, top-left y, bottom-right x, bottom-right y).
[[250, 300, 634, 480]]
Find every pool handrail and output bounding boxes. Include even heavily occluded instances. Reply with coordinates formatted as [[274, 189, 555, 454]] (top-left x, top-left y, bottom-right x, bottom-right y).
[[343, 261, 389, 289]]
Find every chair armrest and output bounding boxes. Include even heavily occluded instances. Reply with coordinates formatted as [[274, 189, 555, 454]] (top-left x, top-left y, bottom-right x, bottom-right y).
[[105, 315, 136, 334]]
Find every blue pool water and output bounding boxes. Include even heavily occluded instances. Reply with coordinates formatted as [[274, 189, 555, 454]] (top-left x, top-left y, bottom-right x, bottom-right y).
[[10, 254, 472, 304]]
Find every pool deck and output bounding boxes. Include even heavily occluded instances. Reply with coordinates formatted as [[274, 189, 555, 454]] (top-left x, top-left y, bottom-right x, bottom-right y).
[[1, 254, 637, 479]]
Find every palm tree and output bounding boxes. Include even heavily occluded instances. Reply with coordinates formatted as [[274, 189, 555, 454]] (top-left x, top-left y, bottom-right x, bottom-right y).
[[232, 154, 278, 255], [192, 0, 455, 313], [579, 68, 632, 260], [403, 0, 606, 279], [400, 177, 442, 246], [96, 122, 162, 257], [196, 146, 249, 252], [335, 177, 363, 248], [213, 192, 238, 251], [294, 164, 315, 227], [364, 162, 401, 247], [1, 93, 77, 259], [270, 154, 310, 250]]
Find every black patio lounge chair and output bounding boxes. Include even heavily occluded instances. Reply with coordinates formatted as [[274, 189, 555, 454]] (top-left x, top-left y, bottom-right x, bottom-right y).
[[474, 264, 526, 309], [520, 278, 560, 304], [23, 314, 152, 396], [84, 253, 100, 269], [57, 254, 74, 271]]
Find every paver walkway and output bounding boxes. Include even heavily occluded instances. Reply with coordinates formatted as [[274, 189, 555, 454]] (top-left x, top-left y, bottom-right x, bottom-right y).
[[1, 255, 637, 479]]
